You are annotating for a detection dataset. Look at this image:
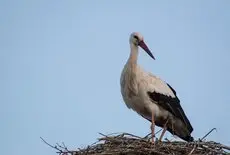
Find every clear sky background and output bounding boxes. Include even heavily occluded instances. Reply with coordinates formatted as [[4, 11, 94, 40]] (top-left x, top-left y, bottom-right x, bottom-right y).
[[1, 0, 230, 155]]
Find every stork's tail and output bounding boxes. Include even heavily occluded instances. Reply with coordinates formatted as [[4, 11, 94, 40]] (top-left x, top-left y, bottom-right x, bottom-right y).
[[166, 125, 194, 142]]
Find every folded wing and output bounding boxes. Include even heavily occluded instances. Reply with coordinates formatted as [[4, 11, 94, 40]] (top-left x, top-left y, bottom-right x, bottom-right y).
[[146, 75, 193, 133]]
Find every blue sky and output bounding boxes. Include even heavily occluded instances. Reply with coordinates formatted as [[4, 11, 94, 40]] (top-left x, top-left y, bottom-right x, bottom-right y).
[[1, 0, 230, 154]]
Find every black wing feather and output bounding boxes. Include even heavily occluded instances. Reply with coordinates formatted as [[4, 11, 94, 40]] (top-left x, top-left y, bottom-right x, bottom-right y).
[[147, 83, 193, 133], [166, 83, 177, 96]]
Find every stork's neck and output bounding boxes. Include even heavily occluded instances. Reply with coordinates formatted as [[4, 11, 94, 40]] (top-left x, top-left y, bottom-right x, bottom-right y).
[[128, 43, 139, 66]]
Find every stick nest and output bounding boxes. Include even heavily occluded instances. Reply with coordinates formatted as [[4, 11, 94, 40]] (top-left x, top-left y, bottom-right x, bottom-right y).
[[42, 133, 230, 155]]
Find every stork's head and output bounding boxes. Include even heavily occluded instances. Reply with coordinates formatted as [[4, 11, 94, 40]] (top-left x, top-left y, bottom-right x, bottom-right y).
[[129, 32, 155, 60]]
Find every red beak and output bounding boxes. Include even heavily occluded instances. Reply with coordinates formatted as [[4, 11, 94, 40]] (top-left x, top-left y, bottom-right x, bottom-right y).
[[138, 41, 155, 60]]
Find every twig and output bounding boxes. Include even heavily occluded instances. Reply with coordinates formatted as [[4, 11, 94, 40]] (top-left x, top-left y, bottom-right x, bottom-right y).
[[187, 144, 196, 155], [164, 138, 171, 142], [220, 144, 230, 151], [56, 142, 69, 152], [143, 128, 162, 139], [98, 132, 108, 137], [40, 137, 73, 155], [200, 128, 217, 141], [119, 132, 143, 139], [40, 137, 63, 153]]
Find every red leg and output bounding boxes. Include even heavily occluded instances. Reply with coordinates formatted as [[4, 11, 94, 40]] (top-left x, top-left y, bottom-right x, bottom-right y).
[[159, 127, 167, 142], [151, 113, 155, 143], [159, 120, 168, 142]]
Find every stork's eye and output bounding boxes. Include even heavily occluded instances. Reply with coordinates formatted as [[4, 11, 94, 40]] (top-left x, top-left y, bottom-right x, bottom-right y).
[[134, 35, 139, 40]]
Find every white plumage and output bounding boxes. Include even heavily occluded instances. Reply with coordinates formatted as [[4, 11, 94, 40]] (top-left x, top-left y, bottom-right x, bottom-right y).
[[120, 32, 193, 143]]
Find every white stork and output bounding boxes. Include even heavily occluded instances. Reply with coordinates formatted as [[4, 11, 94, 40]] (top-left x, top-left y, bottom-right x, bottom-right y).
[[120, 32, 193, 143]]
